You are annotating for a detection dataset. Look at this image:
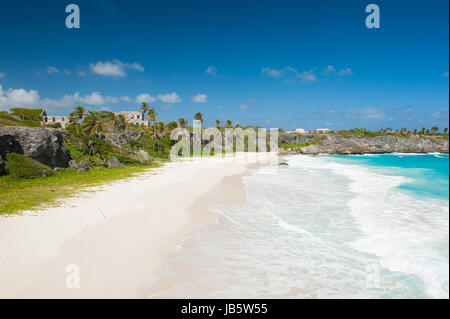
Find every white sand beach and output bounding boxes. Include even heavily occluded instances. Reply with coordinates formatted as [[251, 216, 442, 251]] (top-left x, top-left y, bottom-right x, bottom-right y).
[[0, 155, 273, 299]]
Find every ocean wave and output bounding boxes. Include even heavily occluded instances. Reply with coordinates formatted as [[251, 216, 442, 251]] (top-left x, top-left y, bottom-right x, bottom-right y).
[[321, 158, 449, 299], [148, 154, 448, 299]]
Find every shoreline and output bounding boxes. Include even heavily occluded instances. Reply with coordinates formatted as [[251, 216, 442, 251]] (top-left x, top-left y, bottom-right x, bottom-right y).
[[279, 150, 450, 156], [0, 156, 269, 298]]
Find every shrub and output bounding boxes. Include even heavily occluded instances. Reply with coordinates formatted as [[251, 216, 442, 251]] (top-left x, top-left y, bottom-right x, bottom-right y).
[[5, 153, 55, 179], [10, 108, 44, 122], [47, 122, 62, 129]]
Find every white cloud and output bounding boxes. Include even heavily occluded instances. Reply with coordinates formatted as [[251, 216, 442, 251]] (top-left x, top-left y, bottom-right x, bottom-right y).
[[191, 94, 208, 103], [77, 70, 88, 77], [0, 72, 6, 79], [120, 95, 131, 102], [261, 67, 285, 78], [42, 92, 119, 108], [431, 109, 449, 119], [0, 85, 40, 108], [239, 104, 248, 110], [206, 66, 218, 76], [136, 93, 156, 103], [46, 66, 60, 74], [0, 84, 120, 111], [157, 92, 181, 103], [322, 65, 336, 75], [262, 66, 318, 83], [337, 68, 354, 76], [64, 69, 71, 76], [298, 70, 318, 83], [90, 59, 144, 78], [86, 92, 118, 105], [218, 105, 224, 110], [349, 108, 385, 119]]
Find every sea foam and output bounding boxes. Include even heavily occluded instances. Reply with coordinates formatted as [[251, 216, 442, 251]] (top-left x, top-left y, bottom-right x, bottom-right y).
[[148, 154, 449, 299]]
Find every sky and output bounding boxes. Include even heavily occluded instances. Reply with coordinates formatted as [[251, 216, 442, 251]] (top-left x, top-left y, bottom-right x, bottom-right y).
[[0, 0, 448, 130]]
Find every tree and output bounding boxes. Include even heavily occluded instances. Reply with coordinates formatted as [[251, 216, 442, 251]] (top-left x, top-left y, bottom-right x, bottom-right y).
[[69, 105, 86, 134], [444, 128, 448, 134], [215, 120, 221, 129], [140, 102, 150, 121], [225, 120, 232, 128], [148, 108, 158, 161], [194, 112, 204, 126], [109, 113, 127, 153], [431, 126, 439, 134], [413, 129, 418, 135], [81, 110, 106, 167], [178, 118, 187, 128], [156, 122, 168, 155], [167, 121, 179, 131]]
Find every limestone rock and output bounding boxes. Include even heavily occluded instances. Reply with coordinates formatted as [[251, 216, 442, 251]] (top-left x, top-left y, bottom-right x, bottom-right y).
[[0, 127, 71, 168], [107, 156, 125, 168], [279, 134, 449, 155]]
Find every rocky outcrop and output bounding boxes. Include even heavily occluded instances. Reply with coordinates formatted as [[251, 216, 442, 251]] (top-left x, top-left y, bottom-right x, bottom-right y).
[[279, 134, 449, 155], [106, 156, 125, 168], [0, 127, 72, 168], [68, 160, 89, 172], [104, 131, 143, 147]]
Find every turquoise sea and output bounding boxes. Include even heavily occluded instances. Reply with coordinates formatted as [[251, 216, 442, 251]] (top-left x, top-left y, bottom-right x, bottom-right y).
[[329, 153, 449, 200], [149, 153, 449, 299]]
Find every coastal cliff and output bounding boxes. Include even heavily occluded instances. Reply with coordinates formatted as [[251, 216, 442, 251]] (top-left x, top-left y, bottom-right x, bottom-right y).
[[279, 134, 449, 155]]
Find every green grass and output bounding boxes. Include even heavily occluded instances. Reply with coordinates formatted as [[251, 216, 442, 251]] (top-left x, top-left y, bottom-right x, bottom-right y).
[[5, 153, 55, 179], [0, 112, 41, 127], [0, 163, 161, 215]]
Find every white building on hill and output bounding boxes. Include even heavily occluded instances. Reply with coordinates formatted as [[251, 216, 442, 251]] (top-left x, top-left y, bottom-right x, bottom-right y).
[[287, 128, 306, 134], [315, 128, 332, 134], [114, 111, 148, 126], [42, 111, 70, 128]]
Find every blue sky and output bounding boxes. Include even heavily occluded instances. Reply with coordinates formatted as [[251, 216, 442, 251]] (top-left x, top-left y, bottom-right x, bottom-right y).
[[0, 0, 448, 130]]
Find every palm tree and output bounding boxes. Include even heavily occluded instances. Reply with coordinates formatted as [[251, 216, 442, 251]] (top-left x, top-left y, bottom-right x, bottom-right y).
[[156, 122, 168, 155], [147, 108, 158, 161], [431, 126, 439, 134], [194, 112, 204, 126], [140, 102, 150, 121], [81, 110, 106, 167], [167, 121, 179, 131], [225, 120, 232, 128], [74, 105, 86, 121], [215, 120, 221, 129], [109, 113, 127, 153], [178, 117, 187, 128], [444, 128, 448, 135], [412, 129, 418, 135], [69, 105, 86, 134]]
